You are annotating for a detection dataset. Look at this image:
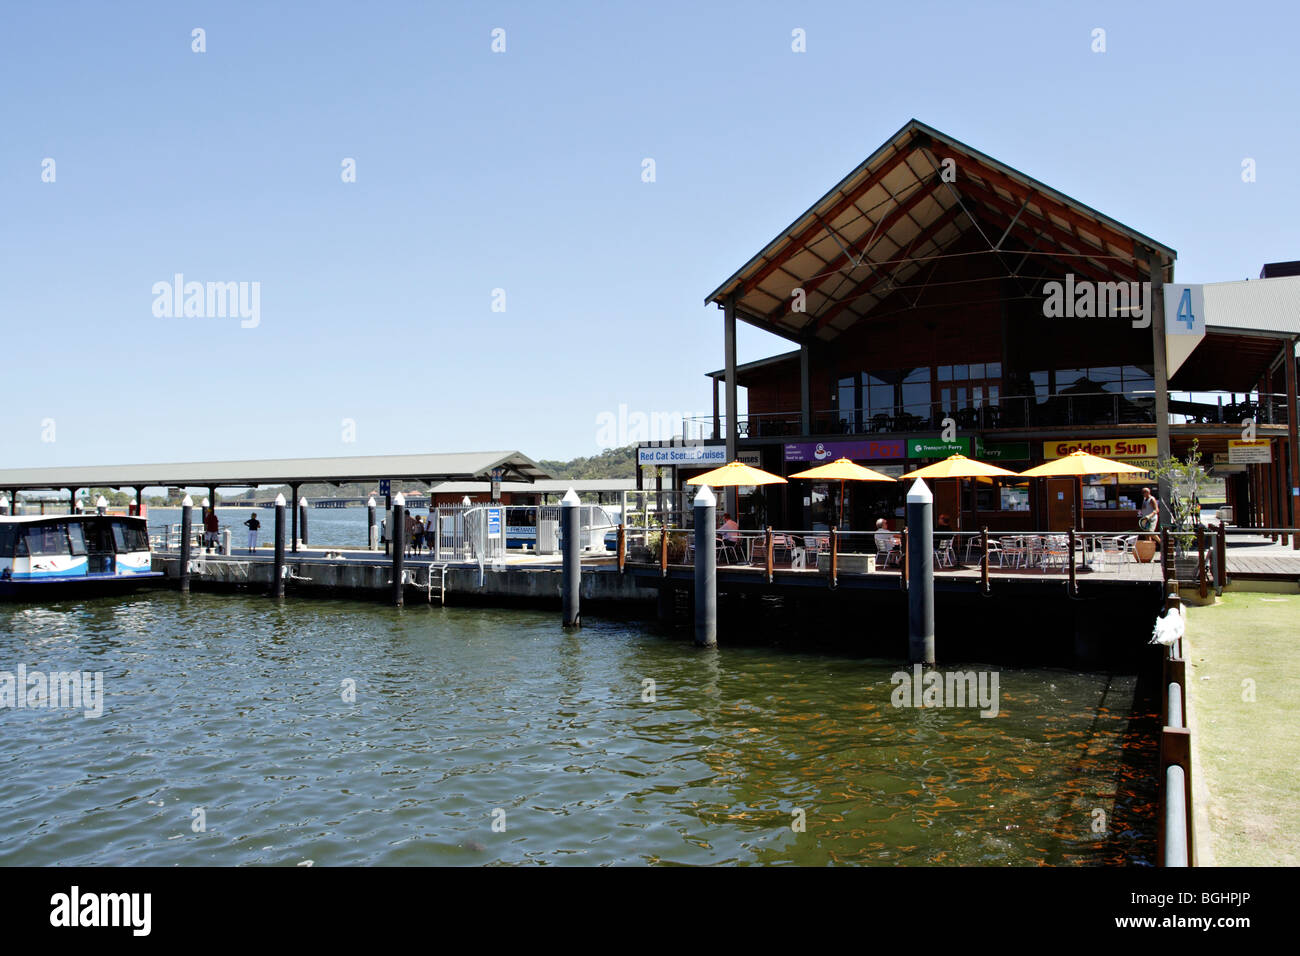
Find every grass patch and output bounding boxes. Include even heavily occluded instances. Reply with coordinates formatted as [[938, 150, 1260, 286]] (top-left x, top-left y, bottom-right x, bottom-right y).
[[1185, 592, 1300, 865]]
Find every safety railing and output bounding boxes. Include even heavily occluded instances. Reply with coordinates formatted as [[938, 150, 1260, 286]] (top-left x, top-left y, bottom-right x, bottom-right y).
[[618, 525, 1174, 588], [1156, 582, 1193, 867], [151, 523, 235, 553]]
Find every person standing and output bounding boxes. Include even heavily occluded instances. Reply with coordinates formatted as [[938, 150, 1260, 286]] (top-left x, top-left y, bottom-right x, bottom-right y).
[[204, 507, 220, 552], [1138, 487, 1159, 532], [244, 512, 261, 554], [412, 516, 425, 555]]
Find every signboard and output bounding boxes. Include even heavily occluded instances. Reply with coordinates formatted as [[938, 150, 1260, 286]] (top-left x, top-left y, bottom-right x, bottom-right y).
[[1228, 439, 1272, 463], [1043, 437, 1157, 459], [907, 436, 970, 458], [486, 507, 502, 539], [378, 479, 391, 497], [637, 445, 758, 467], [784, 439, 905, 463], [1164, 283, 1206, 336], [979, 441, 1031, 461], [490, 467, 503, 501]]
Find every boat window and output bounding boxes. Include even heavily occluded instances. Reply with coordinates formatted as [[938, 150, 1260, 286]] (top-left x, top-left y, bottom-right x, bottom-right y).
[[22, 524, 71, 556], [67, 522, 88, 556], [0, 524, 16, 558], [111, 520, 149, 552]]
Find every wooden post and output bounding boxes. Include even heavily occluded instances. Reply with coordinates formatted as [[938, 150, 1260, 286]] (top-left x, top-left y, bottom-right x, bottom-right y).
[[617, 523, 626, 574], [1068, 528, 1077, 597], [1196, 525, 1208, 599], [901, 527, 909, 591], [1160, 528, 1171, 584], [1216, 520, 1228, 585], [981, 527, 990, 596], [764, 526, 773, 584], [660, 524, 669, 576], [829, 527, 838, 589]]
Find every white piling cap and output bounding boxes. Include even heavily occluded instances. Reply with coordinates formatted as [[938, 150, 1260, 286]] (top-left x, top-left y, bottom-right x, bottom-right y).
[[394, 492, 406, 506], [367, 496, 376, 507], [0, 494, 8, 504], [693, 484, 716, 507], [96, 495, 108, 507], [905, 478, 932, 504], [181, 494, 194, 507], [274, 493, 286, 506], [299, 496, 308, 506], [462, 496, 471, 506], [561, 487, 580, 506]]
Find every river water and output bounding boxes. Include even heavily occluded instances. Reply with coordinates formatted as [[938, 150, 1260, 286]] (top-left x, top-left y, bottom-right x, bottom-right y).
[[0, 589, 1156, 866]]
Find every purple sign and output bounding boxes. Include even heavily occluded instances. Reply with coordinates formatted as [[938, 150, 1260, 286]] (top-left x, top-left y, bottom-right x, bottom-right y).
[[784, 439, 906, 463]]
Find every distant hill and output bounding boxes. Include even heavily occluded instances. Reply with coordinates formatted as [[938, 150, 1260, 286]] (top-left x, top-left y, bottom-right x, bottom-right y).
[[540, 445, 636, 480]]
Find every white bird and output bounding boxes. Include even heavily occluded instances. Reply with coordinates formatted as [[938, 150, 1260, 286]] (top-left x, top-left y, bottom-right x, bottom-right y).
[[1150, 605, 1185, 646]]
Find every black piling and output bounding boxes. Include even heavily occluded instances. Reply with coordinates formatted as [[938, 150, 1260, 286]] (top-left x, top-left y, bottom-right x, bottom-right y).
[[906, 478, 934, 664], [179, 496, 193, 594], [391, 494, 406, 607], [273, 495, 286, 599], [694, 485, 717, 647], [561, 488, 581, 626]]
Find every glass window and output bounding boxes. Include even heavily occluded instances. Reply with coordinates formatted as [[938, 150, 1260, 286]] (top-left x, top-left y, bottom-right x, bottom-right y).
[[838, 376, 857, 427], [986, 361, 1001, 379], [866, 383, 893, 416], [22, 524, 70, 556], [968, 363, 984, 379], [1056, 369, 1087, 391], [0, 524, 16, 558], [937, 365, 952, 382], [952, 364, 968, 380], [67, 522, 87, 556]]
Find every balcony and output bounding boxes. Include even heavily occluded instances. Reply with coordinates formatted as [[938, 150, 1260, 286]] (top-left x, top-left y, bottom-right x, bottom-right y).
[[687, 390, 1291, 441]]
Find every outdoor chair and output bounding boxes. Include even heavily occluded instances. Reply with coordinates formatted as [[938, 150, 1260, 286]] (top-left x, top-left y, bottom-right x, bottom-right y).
[[934, 537, 956, 568], [1041, 535, 1069, 570]]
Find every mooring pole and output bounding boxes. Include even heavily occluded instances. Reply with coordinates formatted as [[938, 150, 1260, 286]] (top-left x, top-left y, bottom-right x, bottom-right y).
[[906, 478, 934, 664], [391, 492, 406, 607], [179, 494, 193, 594], [368, 496, 378, 551], [290, 484, 300, 553], [0, 494, 9, 516], [272, 493, 286, 599], [694, 484, 717, 647], [299, 496, 309, 548], [561, 487, 581, 627]]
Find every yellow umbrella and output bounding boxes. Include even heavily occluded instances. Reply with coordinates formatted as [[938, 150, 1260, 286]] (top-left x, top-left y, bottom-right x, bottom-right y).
[[788, 457, 896, 528], [1017, 450, 1150, 530], [900, 453, 1020, 480], [900, 453, 1020, 534], [685, 460, 787, 486]]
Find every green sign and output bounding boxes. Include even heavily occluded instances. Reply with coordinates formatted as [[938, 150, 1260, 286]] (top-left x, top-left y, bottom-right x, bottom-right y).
[[907, 436, 970, 458], [979, 441, 1031, 461]]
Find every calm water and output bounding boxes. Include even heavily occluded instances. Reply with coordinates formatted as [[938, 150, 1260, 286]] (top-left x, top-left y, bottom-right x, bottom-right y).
[[0, 593, 1156, 865], [150, 506, 382, 550]]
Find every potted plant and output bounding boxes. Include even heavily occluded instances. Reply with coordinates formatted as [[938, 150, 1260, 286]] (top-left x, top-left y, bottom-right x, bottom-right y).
[[1145, 441, 1215, 577]]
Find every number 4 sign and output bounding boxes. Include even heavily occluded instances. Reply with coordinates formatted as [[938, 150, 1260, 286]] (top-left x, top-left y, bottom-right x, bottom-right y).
[[1163, 283, 1205, 335]]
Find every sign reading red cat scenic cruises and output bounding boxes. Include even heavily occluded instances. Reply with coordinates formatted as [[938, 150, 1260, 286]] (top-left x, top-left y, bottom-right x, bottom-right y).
[[784, 439, 905, 463]]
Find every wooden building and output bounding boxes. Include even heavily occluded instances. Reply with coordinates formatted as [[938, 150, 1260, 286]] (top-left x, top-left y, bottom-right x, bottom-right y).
[[661, 120, 1300, 539]]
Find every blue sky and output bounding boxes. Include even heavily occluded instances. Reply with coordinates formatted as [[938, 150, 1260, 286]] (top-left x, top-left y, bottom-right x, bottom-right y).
[[2, 0, 1296, 467]]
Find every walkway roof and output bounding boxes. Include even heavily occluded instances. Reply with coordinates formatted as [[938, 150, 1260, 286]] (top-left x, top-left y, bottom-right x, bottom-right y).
[[704, 118, 1176, 344], [0, 451, 550, 493]]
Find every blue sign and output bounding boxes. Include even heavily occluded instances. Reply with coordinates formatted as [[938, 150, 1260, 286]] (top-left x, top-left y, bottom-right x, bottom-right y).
[[379, 480, 391, 496], [487, 508, 502, 539]]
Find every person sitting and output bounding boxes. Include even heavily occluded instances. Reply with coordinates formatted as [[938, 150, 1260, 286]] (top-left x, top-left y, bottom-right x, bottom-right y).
[[720, 512, 739, 543], [874, 518, 901, 566]]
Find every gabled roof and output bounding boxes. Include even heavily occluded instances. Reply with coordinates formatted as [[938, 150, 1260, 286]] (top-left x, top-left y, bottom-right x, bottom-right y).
[[0, 451, 550, 492], [705, 119, 1176, 343]]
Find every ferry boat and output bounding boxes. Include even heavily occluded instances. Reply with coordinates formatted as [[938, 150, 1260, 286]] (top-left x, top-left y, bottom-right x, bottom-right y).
[[0, 514, 164, 599]]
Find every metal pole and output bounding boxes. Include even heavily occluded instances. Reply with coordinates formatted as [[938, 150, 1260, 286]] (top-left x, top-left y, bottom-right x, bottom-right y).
[[1148, 252, 1173, 527], [179, 495, 193, 594], [290, 484, 299, 553], [1068, 528, 1077, 597], [981, 527, 990, 596], [299, 496, 309, 548], [391, 493, 406, 607], [368, 496, 378, 550], [694, 485, 717, 647], [272, 494, 286, 599], [561, 488, 581, 627], [906, 479, 934, 664]]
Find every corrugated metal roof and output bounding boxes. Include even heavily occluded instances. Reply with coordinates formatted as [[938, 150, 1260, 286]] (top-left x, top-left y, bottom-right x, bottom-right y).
[[429, 479, 634, 494], [1203, 275, 1300, 336], [0, 451, 550, 492]]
